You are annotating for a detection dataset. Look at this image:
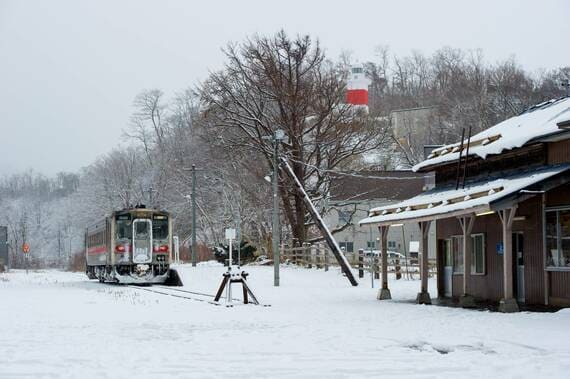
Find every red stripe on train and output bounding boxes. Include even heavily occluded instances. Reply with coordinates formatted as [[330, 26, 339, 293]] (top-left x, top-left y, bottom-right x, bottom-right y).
[[87, 246, 107, 255]]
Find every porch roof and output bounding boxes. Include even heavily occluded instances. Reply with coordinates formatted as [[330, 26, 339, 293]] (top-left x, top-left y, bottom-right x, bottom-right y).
[[359, 164, 570, 226], [413, 97, 570, 172]]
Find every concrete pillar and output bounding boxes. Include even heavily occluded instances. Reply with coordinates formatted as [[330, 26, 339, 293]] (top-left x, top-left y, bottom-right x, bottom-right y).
[[458, 215, 475, 308], [377, 225, 391, 300], [498, 206, 520, 313], [416, 221, 432, 304]]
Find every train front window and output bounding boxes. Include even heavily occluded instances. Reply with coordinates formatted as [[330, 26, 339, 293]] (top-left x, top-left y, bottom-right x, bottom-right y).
[[153, 216, 169, 240], [135, 221, 150, 237], [116, 215, 132, 240]]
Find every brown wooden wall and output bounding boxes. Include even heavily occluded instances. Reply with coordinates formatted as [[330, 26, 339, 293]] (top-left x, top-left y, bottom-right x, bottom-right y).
[[546, 182, 570, 207], [550, 272, 570, 306], [435, 144, 546, 186], [437, 212, 505, 302], [547, 139, 570, 165], [518, 196, 545, 305], [436, 196, 545, 304], [545, 183, 570, 306]]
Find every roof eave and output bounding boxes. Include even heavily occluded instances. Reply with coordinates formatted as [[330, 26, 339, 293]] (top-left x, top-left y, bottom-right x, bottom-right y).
[[359, 205, 491, 227]]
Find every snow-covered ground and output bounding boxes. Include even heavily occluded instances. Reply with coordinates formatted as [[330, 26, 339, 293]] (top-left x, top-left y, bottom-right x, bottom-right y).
[[1, 264, 569, 378]]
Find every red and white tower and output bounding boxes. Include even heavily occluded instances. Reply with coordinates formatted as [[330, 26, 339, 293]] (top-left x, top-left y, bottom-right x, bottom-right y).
[[346, 65, 371, 107]]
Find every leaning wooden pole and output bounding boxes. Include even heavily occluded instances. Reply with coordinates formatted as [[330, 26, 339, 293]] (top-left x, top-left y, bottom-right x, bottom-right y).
[[279, 157, 358, 286], [455, 128, 466, 190]]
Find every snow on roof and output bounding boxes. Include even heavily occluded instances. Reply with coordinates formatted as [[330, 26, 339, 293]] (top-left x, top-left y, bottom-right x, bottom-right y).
[[359, 164, 570, 226], [413, 97, 570, 172]]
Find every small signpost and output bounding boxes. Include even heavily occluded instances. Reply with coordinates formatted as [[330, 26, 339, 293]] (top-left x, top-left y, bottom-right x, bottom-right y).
[[173, 236, 180, 264], [22, 242, 30, 274], [496, 242, 504, 255], [213, 228, 261, 306]]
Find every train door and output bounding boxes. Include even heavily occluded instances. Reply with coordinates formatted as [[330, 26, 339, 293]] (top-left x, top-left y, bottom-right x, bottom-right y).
[[133, 219, 152, 264], [513, 232, 525, 303], [443, 239, 453, 297]]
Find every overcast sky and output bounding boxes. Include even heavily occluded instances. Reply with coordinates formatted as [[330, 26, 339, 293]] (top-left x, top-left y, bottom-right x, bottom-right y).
[[1, 0, 568, 176]]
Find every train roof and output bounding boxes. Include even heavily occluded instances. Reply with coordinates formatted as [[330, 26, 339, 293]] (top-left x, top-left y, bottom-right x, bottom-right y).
[[112, 207, 170, 216], [86, 207, 170, 232]]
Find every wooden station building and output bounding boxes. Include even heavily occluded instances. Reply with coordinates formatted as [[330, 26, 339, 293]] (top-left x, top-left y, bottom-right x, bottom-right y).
[[360, 97, 570, 312]]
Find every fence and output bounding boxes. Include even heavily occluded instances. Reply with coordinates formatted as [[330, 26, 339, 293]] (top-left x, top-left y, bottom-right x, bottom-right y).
[[280, 243, 436, 279]]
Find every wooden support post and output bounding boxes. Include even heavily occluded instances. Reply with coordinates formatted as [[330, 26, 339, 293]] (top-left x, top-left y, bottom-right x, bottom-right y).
[[358, 249, 364, 278], [498, 206, 520, 313], [378, 225, 391, 300], [374, 256, 380, 280], [322, 244, 329, 272], [416, 221, 432, 305], [458, 215, 476, 308], [214, 273, 230, 302]]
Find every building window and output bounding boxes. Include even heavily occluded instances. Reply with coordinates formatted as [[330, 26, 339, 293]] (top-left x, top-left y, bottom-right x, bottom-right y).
[[339, 241, 354, 253], [338, 210, 352, 224], [452, 235, 464, 274], [366, 241, 376, 249], [388, 241, 397, 249], [471, 233, 485, 275], [545, 208, 570, 269]]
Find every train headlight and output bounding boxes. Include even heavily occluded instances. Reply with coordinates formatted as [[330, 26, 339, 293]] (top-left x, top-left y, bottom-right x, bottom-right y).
[[135, 264, 150, 275], [153, 244, 169, 253]]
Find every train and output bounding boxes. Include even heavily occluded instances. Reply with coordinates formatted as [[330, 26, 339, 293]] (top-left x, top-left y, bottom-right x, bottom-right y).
[[85, 206, 181, 285]]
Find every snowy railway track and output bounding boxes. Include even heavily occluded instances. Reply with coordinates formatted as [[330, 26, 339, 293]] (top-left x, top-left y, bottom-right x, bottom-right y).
[[101, 283, 267, 307], [125, 285, 224, 305], [154, 285, 226, 299]]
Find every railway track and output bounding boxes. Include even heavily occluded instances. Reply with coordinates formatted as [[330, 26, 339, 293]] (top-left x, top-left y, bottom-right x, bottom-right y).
[[126, 285, 224, 305], [154, 285, 228, 299], [104, 283, 268, 307]]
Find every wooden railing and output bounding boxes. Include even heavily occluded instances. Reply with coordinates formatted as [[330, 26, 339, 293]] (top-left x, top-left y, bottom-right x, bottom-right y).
[[280, 244, 436, 279]]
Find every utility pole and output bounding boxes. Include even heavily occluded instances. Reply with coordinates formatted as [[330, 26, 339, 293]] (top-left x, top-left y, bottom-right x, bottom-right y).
[[271, 130, 285, 286], [191, 165, 197, 267], [57, 229, 61, 264], [562, 79, 570, 97], [236, 194, 241, 267]]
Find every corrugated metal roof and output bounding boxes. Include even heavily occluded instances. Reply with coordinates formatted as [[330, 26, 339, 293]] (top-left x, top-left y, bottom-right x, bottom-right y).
[[359, 164, 570, 226]]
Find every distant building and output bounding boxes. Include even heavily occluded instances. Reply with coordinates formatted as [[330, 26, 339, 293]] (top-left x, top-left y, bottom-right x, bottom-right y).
[[390, 106, 440, 166], [324, 171, 436, 259], [391, 106, 438, 140]]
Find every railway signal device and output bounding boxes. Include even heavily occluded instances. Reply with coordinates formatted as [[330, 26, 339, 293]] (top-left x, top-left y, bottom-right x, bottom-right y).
[[213, 228, 261, 306]]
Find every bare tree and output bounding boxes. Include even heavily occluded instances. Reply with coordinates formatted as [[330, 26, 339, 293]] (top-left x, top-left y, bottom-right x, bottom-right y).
[[199, 31, 389, 244]]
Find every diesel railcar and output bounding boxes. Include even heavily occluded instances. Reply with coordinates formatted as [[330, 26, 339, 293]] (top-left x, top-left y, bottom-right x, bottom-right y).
[[85, 207, 176, 284]]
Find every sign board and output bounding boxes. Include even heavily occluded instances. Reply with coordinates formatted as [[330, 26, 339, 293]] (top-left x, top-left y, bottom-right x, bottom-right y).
[[496, 242, 504, 255], [225, 228, 236, 240], [22, 243, 30, 253], [409, 241, 420, 253]]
